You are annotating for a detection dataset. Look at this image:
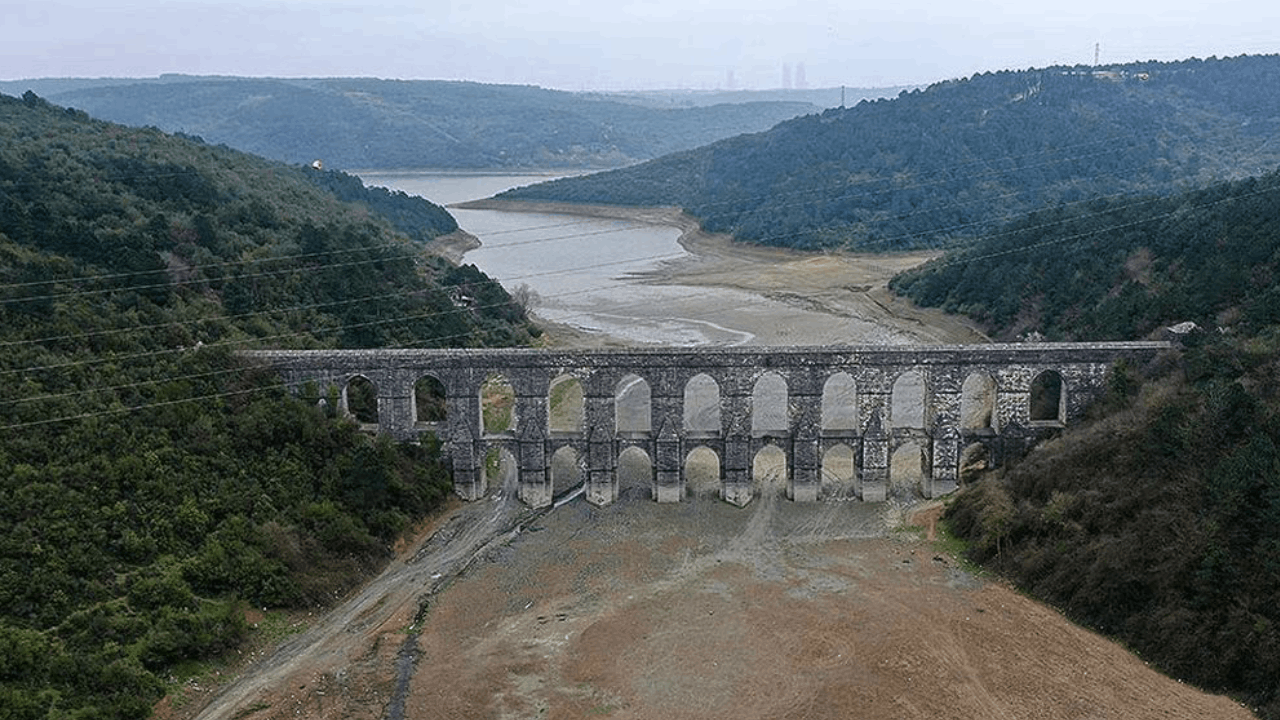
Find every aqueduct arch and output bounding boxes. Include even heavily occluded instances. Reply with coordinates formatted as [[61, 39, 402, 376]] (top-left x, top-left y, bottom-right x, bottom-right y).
[[244, 342, 1168, 508]]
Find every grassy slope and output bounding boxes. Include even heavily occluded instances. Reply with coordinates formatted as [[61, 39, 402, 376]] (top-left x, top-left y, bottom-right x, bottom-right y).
[[890, 169, 1280, 341], [945, 338, 1280, 718]]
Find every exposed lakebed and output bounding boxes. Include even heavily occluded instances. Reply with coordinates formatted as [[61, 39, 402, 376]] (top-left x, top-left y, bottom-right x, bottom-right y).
[[357, 171, 987, 347]]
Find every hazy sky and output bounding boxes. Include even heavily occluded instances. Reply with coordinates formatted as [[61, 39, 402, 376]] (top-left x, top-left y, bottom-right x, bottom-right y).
[[4, 0, 1277, 90]]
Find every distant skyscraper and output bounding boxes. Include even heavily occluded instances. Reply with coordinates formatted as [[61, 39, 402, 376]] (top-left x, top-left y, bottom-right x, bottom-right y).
[[795, 62, 808, 89], [726, 69, 737, 90], [782, 63, 793, 89]]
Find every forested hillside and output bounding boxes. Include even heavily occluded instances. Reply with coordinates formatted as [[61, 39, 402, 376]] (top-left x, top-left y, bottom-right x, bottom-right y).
[[894, 167, 1280, 716], [501, 54, 1280, 250], [0, 91, 535, 718], [891, 170, 1280, 340], [26, 76, 819, 170]]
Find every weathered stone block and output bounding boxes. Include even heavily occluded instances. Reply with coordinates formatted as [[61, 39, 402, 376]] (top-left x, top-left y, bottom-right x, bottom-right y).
[[723, 483, 753, 507]]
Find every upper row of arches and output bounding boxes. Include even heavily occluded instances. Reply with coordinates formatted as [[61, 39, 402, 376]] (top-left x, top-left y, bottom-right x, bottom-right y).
[[341, 368, 1066, 436]]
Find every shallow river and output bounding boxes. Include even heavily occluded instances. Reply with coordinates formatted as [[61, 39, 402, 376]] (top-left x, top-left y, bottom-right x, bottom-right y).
[[359, 171, 772, 345], [357, 171, 931, 347]]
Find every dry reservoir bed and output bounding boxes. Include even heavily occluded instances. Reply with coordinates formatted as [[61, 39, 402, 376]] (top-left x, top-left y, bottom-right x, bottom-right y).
[[217, 495, 1253, 720]]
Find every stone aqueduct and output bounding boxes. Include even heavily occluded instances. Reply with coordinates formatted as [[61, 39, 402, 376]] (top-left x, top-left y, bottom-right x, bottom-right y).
[[244, 342, 1168, 508]]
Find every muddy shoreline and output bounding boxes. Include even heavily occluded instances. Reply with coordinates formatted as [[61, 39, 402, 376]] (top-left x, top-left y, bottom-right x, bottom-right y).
[[456, 198, 989, 347]]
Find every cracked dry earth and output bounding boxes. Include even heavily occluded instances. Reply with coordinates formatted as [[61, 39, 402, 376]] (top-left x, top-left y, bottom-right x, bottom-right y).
[[180, 492, 1255, 720]]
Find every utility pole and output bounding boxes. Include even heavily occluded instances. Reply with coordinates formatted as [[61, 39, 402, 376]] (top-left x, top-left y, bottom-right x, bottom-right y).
[[1094, 42, 1101, 66]]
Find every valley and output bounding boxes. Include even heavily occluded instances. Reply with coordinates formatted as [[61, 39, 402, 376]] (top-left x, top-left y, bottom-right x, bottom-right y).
[[172, 182, 1255, 720], [7, 55, 1278, 718]]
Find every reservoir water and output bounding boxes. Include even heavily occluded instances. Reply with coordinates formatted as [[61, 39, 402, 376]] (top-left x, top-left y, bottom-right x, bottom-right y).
[[358, 171, 766, 345]]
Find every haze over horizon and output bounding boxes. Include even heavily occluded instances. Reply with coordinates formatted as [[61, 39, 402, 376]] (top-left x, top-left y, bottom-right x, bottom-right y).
[[5, 0, 1277, 92]]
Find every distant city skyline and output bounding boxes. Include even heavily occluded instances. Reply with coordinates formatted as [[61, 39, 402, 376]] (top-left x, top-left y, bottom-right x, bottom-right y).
[[4, 0, 1277, 90]]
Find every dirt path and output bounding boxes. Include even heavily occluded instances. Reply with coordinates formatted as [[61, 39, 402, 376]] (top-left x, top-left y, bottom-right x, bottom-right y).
[[182, 475, 542, 720]]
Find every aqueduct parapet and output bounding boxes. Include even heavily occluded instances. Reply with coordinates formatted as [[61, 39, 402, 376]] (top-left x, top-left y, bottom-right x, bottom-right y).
[[242, 343, 1168, 507]]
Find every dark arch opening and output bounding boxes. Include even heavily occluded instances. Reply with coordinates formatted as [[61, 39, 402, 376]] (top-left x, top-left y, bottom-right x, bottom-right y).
[[752, 372, 789, 436], [1030, 370, 1065, 423], [889, 441, 925, 497], [482, 446, 518, 495], [960, 372, 997, 432], [683, 373, 721, 437], [959, 442, 989, 484], [345, 375, 378, 424], [617, 446, 654, 501], [550, 446, 584, 498], [821, 443, 857, 499], [822, 372, 859, 433], [890, 370, 926, 429], [685, 446, 721, 498], [752, 444, 788, 496], [414, 374, 447, 425], [548, 374, 585, 435]]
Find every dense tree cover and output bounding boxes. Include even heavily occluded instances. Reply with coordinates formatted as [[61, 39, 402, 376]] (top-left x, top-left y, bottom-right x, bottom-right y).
[[890, 169, 1280, 340], [894, 138, 1280, 715], [946, 337, 1280, 718], [503, 54, 1280, 250], [305, 168, 457, 243], [29, 77, 819, 170], [0, 92, 536, 718]]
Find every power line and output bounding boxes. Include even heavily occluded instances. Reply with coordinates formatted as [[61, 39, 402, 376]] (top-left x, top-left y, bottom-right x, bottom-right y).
[[4, 132, 1276, 431], [930, 180, 1280, 270], [2, 174, 1271, 431], [8, 173, 1277, 416], [0, 248, 687, 379], [5, 150, 1269, 366], [0, 239, 418, 293], [0, 277, 785, 410], [0, 132, 1147, 309]]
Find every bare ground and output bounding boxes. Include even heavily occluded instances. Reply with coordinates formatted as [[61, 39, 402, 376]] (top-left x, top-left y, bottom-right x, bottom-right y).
[[422, 229, 481, 264], [175, 496, 1254, 720], [167, 204, 1256, 720]]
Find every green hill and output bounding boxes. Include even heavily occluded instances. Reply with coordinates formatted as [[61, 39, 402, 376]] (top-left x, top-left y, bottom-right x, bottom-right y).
[[499, 54, 1280, 251], [890, 169, 1280, 341], [20, 76, 821, 170], [0, 91, 535, 719], [893, 167, 1280, 717]]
